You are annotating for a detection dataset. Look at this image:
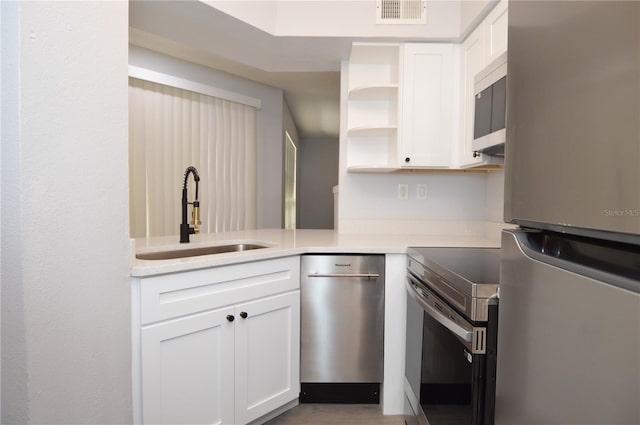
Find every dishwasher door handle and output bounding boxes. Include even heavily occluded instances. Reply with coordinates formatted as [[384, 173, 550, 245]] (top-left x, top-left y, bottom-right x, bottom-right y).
[[307, 273, 380, 278]]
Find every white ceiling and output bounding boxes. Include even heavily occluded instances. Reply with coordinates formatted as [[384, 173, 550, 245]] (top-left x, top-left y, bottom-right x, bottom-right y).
[[129, 0, 492, 139]]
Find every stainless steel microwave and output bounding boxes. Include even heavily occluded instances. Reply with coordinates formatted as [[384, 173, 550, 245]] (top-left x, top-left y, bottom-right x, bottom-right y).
[[473, 52, 507, 155]]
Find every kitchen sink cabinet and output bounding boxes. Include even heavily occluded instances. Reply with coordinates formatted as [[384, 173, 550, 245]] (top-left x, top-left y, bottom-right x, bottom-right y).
[[234, 291, 300, 424], [132, 257, 300, 425], [141, 306, 235, 425]]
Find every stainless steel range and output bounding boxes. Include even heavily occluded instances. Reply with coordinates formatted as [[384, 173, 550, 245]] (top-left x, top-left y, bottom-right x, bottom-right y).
[[404, 247, 500, 425]]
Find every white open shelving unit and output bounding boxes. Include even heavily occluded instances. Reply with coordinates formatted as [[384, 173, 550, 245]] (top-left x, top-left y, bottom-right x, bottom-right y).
[[346, 43, 400, 172]]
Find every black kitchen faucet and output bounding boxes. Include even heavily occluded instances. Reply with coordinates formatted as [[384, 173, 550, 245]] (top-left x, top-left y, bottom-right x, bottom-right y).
[[180, 166, 201, 243]]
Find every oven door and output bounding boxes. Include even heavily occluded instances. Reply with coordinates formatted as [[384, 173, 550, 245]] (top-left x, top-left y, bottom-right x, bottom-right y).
[[405, 275, 490, 425]]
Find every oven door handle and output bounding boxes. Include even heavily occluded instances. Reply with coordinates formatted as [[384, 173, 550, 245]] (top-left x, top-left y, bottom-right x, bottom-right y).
[[406, 277, 473, 343]]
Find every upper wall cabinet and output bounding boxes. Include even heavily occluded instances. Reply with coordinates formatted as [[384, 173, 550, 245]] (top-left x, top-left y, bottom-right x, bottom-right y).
[[345, 43, 400, 172], [399, 43, 457, 169], [483, 0, 508, 65], [344, 42, 458, 172], [457, 0, 508, 168], [343, 0, 508, 172]]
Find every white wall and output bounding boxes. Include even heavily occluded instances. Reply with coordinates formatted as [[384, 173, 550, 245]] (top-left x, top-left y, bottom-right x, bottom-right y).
[[486, 169, 505, 223], [1, 2, 27, 423], [1, 2, 132, 423], [129, 46, 285, 229], [338, 171, 491, 233], [460, 0, 495, 39], [203, 0, 278, 34], [211, 0, 462, 40], [298, 137, 339, 229]]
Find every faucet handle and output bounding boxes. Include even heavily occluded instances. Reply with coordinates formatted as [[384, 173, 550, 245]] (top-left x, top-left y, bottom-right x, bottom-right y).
[[191, 203, 201, 234]]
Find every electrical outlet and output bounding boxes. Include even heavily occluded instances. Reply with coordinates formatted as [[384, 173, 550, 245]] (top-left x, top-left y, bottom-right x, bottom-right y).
[[398, 184, 409, 200], [417, 184, 427, 200]]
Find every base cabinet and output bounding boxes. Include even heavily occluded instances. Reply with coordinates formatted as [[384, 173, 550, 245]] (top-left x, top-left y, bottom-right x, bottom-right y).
[[235, 292, 300, 424], [141, 307, 236, 425], [133, 256, 301, 425], [141, 291, 300, 425]]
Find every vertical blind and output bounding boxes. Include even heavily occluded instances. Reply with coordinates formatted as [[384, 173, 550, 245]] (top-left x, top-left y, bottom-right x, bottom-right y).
[[129, 77, 257, 238]]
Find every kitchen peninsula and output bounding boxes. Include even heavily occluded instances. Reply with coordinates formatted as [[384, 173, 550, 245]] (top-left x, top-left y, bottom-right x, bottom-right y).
[[131, 226, 504, 424], [132, 227, 503, 276]]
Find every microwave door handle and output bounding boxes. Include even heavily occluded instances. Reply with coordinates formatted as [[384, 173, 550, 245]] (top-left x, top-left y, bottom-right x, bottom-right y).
[[406, 278, 473, 343]]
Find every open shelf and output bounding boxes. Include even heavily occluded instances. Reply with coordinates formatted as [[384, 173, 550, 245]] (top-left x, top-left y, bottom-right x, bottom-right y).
[[346, 165, 399, 173], [347, 126, 397, 138], [348, 85, 398, 101], [345, 43, 401, 171]]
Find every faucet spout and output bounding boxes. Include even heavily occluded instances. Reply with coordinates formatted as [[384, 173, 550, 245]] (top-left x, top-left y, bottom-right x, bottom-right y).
[[180, 166, 201, 243]]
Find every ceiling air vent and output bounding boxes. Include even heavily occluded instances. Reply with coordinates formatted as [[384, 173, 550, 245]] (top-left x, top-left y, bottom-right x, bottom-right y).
[[376, 0, 426, 25]]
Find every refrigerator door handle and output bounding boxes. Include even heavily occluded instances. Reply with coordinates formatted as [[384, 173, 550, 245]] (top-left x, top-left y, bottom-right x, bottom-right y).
[[514, 230, 640, 294]]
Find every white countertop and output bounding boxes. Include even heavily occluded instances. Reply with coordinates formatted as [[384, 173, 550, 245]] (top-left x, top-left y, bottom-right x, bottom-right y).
[[131, 227, 505, 277]]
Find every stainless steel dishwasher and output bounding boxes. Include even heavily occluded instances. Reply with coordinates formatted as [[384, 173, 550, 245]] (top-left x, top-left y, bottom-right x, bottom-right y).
[[300, 254, 384, 403]]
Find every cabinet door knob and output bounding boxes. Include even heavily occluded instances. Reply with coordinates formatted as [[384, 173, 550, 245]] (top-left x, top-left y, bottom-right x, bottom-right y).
[[405, 157, 410, 163], [473, 151, 480, 158], [240, 312, 248, 319], [226, 314, 235, 322]]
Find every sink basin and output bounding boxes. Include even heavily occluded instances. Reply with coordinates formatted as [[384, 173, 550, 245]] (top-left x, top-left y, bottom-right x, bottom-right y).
[[136, 243, 269, 260]]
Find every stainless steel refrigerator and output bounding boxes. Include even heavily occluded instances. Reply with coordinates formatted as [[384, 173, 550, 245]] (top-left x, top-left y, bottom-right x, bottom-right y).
[[497, 1, 640, 424]]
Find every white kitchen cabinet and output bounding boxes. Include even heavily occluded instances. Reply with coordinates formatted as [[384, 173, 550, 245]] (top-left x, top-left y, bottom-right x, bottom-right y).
[[345, 42, 458, 171], [141, 307, 236, 425], [234, 291, 300, 424], [457, 0, 508, 168], [132, 257, 300, 425], [344, 2, 507, 172], [345, 43, 400, 172], [483, 0, 508, 65], [399, 43, 457, 168], [458, 25, 489, 168]]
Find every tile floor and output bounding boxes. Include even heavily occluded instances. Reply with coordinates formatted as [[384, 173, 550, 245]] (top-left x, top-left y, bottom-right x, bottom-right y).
[[264, 404, 406, 425]]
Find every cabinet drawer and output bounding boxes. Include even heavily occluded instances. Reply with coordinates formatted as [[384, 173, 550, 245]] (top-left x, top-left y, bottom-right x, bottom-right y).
[[137, 257, 300, 325]]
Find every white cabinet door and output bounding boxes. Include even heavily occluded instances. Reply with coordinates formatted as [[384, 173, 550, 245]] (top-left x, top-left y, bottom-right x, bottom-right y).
[[234, 291, 301, 424], [484, 0, 508, 65], [400, 43, 455, 168], [141, 308, 235, 425], [458, 26, 487, 168]]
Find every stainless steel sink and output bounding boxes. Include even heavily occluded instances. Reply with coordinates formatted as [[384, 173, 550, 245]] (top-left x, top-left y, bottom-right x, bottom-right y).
[[136, 243, 269, 260]]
